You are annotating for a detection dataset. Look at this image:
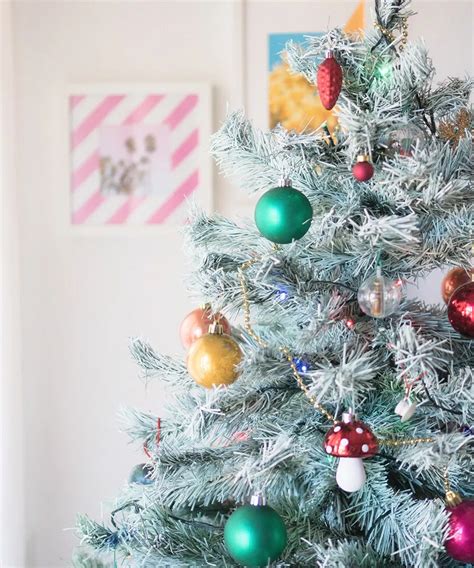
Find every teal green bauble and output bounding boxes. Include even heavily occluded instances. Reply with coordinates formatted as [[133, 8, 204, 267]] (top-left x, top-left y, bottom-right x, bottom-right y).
[[224, 504, 287, 567], [254, 185, 313, 244]]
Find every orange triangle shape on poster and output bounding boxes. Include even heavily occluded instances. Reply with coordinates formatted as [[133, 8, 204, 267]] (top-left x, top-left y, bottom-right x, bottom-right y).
[[344, 0, 365, 34]]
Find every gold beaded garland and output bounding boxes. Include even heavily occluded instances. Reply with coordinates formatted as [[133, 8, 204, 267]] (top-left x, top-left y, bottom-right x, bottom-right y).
[[374, 17, 408, 51], [238, 256, 336, 423], [380, 436, 434, 447], [237, 254, 450, 453]]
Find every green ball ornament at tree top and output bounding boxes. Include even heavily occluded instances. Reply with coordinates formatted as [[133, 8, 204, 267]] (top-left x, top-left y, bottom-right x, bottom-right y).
[[254, 179, 313, 244], [224, 496, 287, 567]]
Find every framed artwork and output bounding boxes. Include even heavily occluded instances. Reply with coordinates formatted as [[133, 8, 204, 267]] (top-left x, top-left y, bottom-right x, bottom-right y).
[[67, 83, 212, 228]]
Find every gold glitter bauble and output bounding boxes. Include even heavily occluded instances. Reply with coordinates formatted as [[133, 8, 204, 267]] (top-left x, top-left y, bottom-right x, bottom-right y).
[[187, 332, 242, 388]]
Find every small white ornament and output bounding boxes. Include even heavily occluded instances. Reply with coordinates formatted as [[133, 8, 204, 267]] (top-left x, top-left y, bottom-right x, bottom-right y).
[[395, 398, 417, 422]]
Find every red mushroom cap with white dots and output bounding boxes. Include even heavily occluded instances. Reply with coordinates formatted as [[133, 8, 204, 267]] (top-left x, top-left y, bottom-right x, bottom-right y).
[[324, 412, 378, 458]]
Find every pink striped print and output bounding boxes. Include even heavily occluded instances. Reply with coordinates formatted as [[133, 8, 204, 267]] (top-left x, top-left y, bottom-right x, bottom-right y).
[[72, 190, 105, 224], [163, 95, 198, 130], [147, 170, 199, 224], [71, 95, 163, 192], [172, 129, 198, 169], [72, 151, 99, 191], [70, 95, 85, 109], [107, 126, 198, 224], [107, 197, 146, 224], [72, 93, 200, 225], [71, 95, 125, 149], [123, 95, 164, 125]]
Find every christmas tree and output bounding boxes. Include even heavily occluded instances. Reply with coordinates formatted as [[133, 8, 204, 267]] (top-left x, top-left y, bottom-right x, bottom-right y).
[[77, 1, 474, 566]]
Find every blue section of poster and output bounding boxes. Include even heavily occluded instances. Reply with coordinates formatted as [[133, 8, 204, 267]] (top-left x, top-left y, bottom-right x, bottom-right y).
[[268, 32, 324, 70]]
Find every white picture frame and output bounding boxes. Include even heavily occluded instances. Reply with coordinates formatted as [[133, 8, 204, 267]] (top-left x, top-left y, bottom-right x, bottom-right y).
[[65, 82, 212, 235]]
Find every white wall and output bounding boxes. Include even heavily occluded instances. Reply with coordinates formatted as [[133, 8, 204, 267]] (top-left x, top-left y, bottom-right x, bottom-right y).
[[11, 1, 243, 566], [6, 1, 473, 566], [1, 1, 25, 566]]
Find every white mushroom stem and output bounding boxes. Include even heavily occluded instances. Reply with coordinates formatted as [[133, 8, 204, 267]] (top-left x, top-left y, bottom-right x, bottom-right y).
[[336, 457, 366, 492]]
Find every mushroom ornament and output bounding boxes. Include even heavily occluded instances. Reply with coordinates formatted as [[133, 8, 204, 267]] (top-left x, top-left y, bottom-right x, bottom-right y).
[[324, 411, 378, 492]]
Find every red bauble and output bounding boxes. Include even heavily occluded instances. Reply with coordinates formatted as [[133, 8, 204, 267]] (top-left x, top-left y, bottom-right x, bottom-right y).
[[316, 52, 343, 110], [441, 267, 471, 304], [180, 306, 230, 349], [447, 281, 474, 338], [324, 412, 378, 493], [352, 156, 374, 182], [445, 499, 474, 563], [324, 414, 378, 458]]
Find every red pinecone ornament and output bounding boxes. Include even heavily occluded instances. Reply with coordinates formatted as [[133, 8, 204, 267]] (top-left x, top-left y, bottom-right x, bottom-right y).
[[317, 52, 343, 110]]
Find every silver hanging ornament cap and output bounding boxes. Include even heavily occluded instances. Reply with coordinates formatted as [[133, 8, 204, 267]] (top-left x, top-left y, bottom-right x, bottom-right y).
[[250, 494, 266, 506], [446, 490, 462, 507], [208, 321, 224, 335], [342, 410, 356, 423], [278, 176, 292, 188]]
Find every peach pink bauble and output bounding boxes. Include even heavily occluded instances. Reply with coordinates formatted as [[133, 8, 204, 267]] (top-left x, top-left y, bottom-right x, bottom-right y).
[[180, 306, 230, 349]]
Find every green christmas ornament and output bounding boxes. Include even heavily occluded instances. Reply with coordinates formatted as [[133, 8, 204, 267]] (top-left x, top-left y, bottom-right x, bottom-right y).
[[224, 496, 287, 567], [254, 179, 313, 244]]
